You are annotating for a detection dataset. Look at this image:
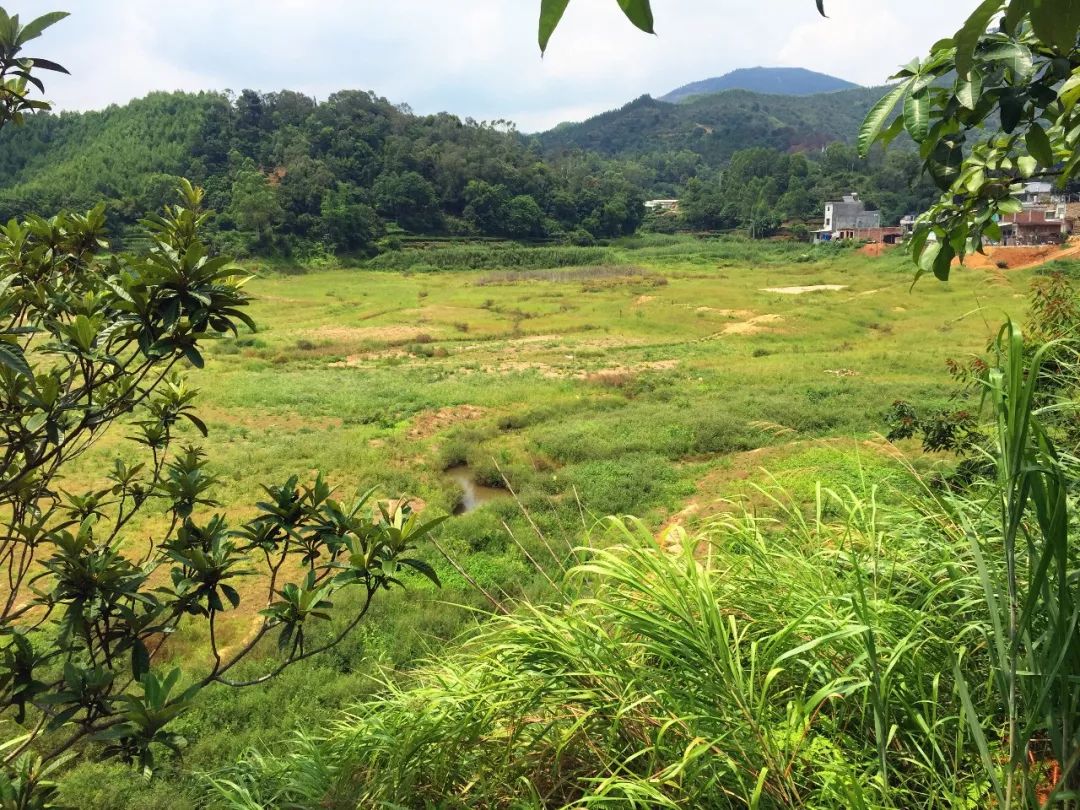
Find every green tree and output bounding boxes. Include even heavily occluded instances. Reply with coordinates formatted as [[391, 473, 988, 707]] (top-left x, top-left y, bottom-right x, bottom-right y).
[[857, 0, 1080, 280], [320, 181, 384, 252], [462, 179, 510, 235], [373, 170, 441, 233], [226, 158, 282, 245], [0, 11, 442, 805], [504, 194, 547, 238], [679, 176, 731, 230]]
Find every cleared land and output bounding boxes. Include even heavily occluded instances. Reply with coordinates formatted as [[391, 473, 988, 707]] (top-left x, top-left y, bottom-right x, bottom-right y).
[[56, 239, 1039, 802], [69, 240, 1028, 611]]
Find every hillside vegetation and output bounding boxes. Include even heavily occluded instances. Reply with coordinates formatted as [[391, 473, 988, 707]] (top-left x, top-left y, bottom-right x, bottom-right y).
[[0, 88, 645, 253], [540, 85, 887, 162], [0, 81, 936, 257]]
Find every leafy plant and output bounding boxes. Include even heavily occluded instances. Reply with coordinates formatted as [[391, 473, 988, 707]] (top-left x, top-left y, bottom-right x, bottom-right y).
[[0, 12, 443, 804], [857, 0, 1080, 280], [536, 0, 825, 52]]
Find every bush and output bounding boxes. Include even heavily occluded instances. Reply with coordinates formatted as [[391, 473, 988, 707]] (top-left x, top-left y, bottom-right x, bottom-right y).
[[365, 244, 613, 271]]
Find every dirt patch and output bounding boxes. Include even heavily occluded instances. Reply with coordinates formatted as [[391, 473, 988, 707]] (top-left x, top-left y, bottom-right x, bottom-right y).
[[507, 333, 565, 345], [858, 243, 891, 257], [634, 295, 656, 306], [331, 348, 410, 367], [695, 306, 755, 318], [958, 242, 1080, 271], [714, 313, 784, 337], [761, 284, 848, 295], [306, 325, 434, 344], [581, 359, 678, 383], [960, 246, 1054, 269], [406, 405, 487, 440]]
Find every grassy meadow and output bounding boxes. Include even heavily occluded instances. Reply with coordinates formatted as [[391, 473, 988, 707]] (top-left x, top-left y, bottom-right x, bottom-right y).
[[58, 236, 1037, 807]]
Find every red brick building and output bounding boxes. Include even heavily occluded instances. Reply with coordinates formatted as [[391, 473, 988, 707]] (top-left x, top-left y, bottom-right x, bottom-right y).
[[1000, 209, 1067, 245]]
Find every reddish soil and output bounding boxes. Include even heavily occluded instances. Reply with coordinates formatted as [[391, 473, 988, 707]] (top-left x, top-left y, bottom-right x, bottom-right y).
[[956, 242, 1080, 270], [858, 242, 890, 257]]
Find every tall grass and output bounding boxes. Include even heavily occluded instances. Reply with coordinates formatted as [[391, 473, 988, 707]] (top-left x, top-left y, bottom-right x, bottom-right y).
[[201, 322, 1077, 809], [206, 473, 1022, 808], [946, 321, 1079, 807]]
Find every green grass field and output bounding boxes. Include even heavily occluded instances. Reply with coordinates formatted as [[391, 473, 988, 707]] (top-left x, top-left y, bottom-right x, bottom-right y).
[[57, 237, 1034, 807]]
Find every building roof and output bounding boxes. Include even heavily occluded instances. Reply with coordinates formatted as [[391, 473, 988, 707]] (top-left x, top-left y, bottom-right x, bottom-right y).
[[1023, 181, 1054, 195]]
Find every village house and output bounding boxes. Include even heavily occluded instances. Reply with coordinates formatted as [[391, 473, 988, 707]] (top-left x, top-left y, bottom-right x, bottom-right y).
[[997, 183, 1074, 245], [812, 193, 900, 243], [999, 208, 1069, 245]]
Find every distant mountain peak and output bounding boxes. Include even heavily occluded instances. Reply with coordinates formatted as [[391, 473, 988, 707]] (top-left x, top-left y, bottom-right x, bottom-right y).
[[660, 67, 860, 103]]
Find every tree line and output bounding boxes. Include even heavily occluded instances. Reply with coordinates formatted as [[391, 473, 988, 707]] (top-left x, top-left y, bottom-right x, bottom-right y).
[[0, 85, 953, 255], [0, 89, 646, 256]]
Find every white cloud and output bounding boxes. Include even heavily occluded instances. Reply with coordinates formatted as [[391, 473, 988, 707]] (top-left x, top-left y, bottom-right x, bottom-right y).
[[17, 0, 976, 130], [776, 0, 972, 86]]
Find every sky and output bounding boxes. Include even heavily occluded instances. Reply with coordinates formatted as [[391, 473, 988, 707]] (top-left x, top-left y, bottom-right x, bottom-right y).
[[17, 1, 973, 132]]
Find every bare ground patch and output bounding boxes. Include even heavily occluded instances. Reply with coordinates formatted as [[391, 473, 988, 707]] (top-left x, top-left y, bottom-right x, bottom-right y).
[[407, 405, 487, 440], [305, 325, 435, 343], [710, 313, 784, 337], [761, 284, 848, 294], [695, 306, 755, 318]]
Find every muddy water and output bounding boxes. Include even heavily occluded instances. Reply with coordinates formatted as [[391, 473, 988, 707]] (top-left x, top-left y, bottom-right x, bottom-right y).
[[445, 465, 508, 515]]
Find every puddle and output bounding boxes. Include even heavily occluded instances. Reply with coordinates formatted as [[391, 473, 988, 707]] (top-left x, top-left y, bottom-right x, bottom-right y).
[[761, 284, 849, 294], [445, 465, 508, 515]]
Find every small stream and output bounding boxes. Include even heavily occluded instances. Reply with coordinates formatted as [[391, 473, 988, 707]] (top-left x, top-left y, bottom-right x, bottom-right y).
[[445, 465, 509, 515]]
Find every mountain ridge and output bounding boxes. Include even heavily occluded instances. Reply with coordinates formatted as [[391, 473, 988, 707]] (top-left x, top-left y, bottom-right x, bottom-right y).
[[538, 83, 890, 166], [660, 66, 860, 103]]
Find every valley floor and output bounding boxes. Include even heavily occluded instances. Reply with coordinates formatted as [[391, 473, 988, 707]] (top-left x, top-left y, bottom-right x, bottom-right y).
[[58, 237, 1039, 807]]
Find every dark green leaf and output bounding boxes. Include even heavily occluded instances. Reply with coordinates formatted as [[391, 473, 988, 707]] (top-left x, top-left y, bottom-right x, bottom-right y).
[[1024, 122, 1053, 166], [0, 340, 32, 378], [182, 345, 204, 369], [999, 89, 1025, 132], [27, 57, 69, 74], [221, 583, 240, 609], [131, 639, 150, 679], [538, 0, 571, 52], [932, 240, 955, 281], [400, 558, 442, 587], [616, 0, 654, 34], [903, 91, 929, 142], [183, 412, 209, 437], [14, 11, 68, 46], [983, 42, 1033, 80], [858, 82, 908, 157], [1029, 0, 1080, 51], [1002, 0, 1030, 33], [955, 0, 1005, 78], [957, 71, 982, 109]]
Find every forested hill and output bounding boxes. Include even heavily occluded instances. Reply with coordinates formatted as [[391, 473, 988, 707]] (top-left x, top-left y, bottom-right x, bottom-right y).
[[659, 67, 859, 103], [0, 92, 221, 218], [0, 84, 934, 254], [0, 88, 646, 253], [539, 84, 888, 163]]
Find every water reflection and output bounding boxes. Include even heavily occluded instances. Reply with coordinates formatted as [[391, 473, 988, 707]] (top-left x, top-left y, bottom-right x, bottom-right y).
[[445, 465, 508, 515]]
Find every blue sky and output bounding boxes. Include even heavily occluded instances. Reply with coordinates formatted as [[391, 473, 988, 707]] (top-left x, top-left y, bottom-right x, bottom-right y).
[[19, 1, 973, 132]]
